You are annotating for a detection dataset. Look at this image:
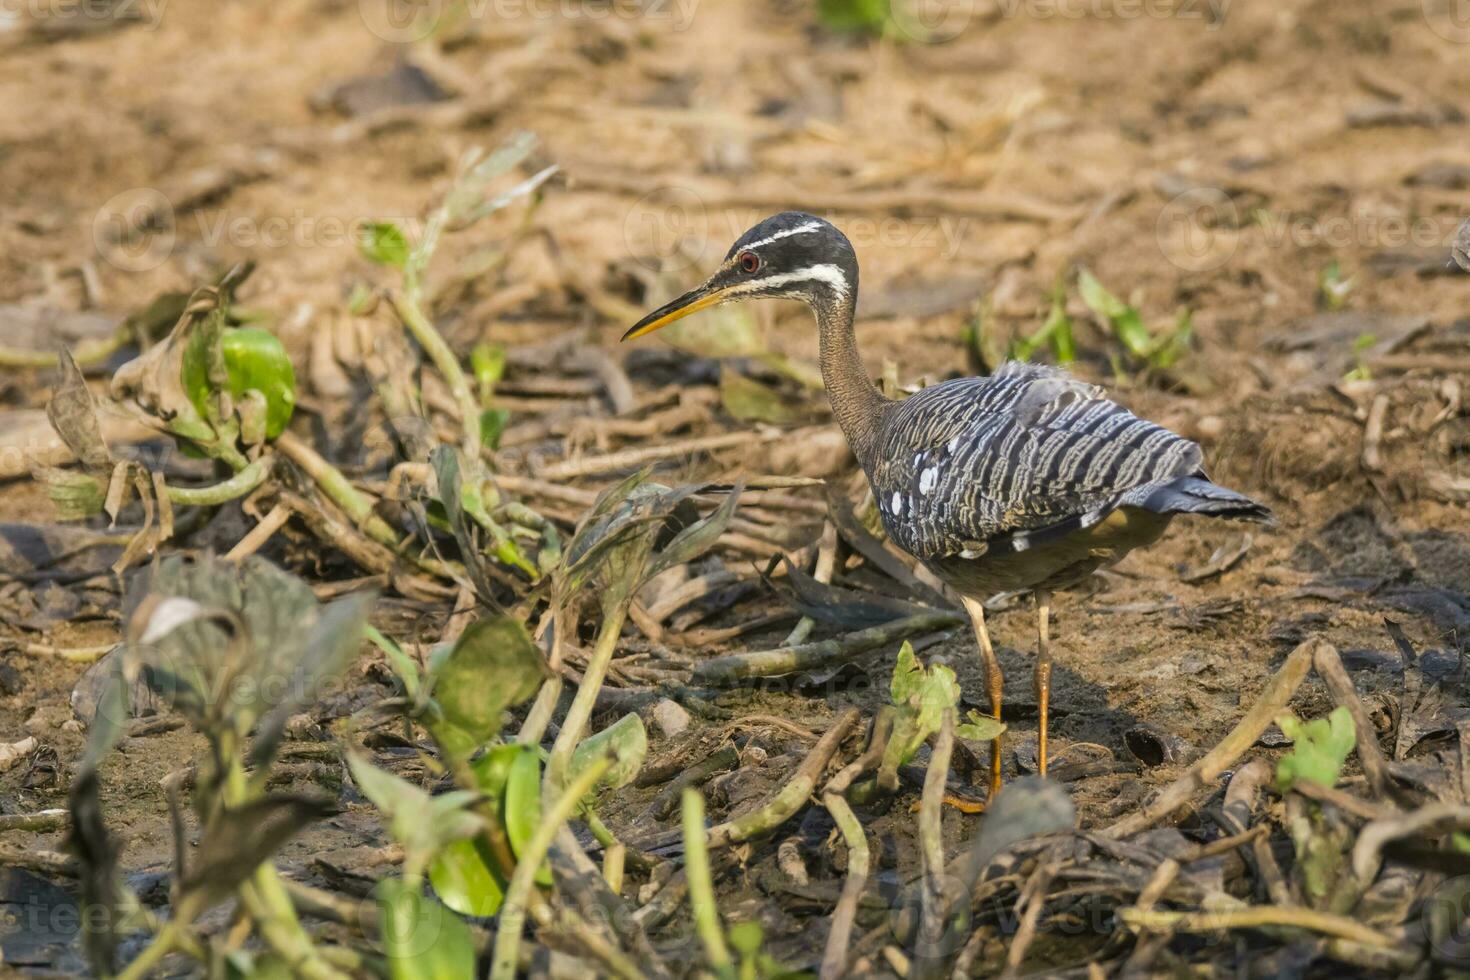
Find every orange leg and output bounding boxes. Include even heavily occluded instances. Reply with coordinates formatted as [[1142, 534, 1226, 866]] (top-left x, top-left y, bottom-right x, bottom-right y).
[[1035, 589, 1053, 777], [961, 596, 1004, 799]]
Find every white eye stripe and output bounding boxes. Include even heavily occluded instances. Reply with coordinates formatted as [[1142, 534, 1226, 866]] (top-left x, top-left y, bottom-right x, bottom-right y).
[[736, 222, 826, 252], [724, 263, 850, 299]]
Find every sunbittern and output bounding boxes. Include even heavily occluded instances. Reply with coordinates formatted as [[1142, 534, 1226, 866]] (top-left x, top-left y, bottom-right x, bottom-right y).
[[624, 212, 1270, 799]]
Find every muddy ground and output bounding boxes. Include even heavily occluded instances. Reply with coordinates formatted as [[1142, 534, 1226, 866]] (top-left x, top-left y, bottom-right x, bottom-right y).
[[1, 0, 1468, 976]]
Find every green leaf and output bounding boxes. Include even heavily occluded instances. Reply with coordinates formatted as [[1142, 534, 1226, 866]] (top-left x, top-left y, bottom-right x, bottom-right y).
[[479, 407, 510, 450], [886, 641, 962, 766], [818, 0, 891, 34], [470, 342, 506, 403], [182, 326, 298, 441], [956, 708, 1006, 743], [1275, 707, 1356, 793], [429, 838, 504, 918], [367, 625, 421, 700], [646, 482, 743, 579], [347, 754, 483, 880], [377, 877, 478, 980], [1077, 268, 1150, 357], [719, 370, 807, 425], [502, 746, 552, 887], [569, 713, 647, 799], [361, 222, 411, 268], [428, 615, 547, 760]]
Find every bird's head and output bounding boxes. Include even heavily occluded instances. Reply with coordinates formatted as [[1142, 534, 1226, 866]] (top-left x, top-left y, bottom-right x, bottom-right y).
[[622, 211, 857, 341]]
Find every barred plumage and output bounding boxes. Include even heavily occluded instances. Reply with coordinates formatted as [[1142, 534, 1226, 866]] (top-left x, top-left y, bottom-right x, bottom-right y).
[[865, 361, 1266, 593]]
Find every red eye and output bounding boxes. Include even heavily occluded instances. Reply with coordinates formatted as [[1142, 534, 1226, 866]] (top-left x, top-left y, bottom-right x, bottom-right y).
[[739, 251, 760, 274]]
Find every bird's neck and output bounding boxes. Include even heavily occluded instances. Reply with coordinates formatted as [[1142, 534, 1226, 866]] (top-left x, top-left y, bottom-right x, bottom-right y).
[[814, 290, 886, 468]]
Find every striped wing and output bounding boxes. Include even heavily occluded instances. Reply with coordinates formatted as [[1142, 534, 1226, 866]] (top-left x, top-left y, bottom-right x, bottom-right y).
[[870, 362, 1203, 561]]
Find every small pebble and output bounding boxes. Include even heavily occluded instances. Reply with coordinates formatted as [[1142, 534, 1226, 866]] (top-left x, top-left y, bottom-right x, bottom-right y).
[[649, 698, 690, 738]]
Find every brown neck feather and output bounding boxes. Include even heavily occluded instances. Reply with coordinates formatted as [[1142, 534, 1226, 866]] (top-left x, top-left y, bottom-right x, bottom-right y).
[[814, 292, 887, 469]]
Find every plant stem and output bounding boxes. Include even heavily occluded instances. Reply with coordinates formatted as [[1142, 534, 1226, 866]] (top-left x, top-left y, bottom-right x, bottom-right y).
[[389, 289, 482, 463], [1118, 905, 1399, 948], [0, 332, 127, 369], [706, 708, 860, 848], [682, 789, 735, 980], [114, 920, 181, 980], [692, 612, 964, 685], [166, 454, 275, 507], [820, 793, 869, 980], [490, 756, 614, 980], [545, 601, 629, 792]]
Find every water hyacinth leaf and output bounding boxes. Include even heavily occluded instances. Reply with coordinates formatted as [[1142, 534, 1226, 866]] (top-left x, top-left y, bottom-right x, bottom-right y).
[[430, 837, 505, 918], [248, 593, 372, 770], [347, 753, 483, 878], [428, 615, 547, 760], [1275, 707, 1356, 792], [124, 557, 321, 737], [361, 221, 411, 268], [564, 467, 654, 568], [378, 877, 478, 980], [647, 481, 742, 578], [569, 712, 648, 798], [180, 794, 335, 910], [503, 746, 552, 886]]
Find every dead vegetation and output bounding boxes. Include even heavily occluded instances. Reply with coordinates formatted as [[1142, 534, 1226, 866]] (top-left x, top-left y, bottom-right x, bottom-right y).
[[1, 1, 1469, 977]]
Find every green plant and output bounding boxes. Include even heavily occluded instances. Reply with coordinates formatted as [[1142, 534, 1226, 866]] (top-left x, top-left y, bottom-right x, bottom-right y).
[[1077, 268, 1193, 374], [70, 556, 369, 979], [1009, 279, 1077, 365], [1317, 260, 1354, 311], [1344, 332, 1377, 382], [876, 641, 1003, 790]]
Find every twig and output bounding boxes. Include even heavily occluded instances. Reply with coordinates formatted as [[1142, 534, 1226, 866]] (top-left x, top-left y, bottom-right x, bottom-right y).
[[0, 809, 68, 833], [692, 613, 963, 685], [226, 502, 291, 561], [534, 430, 780, 481], [784, 520, 837, 646], [999, 844, 1063, 979], [821, 793, 870, 980], [1102, 637, 1321, 838], [917, 710, 955, 972], [682, 789, 735, 980], [491, 756, 616, 980], [1310, 641, 1397, 802], [1118, 905, 1399, 949], [706, 708, 860, 848]]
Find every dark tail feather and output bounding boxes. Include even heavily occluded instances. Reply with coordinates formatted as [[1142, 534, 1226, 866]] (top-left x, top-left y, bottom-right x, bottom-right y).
[[1127, 476, 1273, 523]]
